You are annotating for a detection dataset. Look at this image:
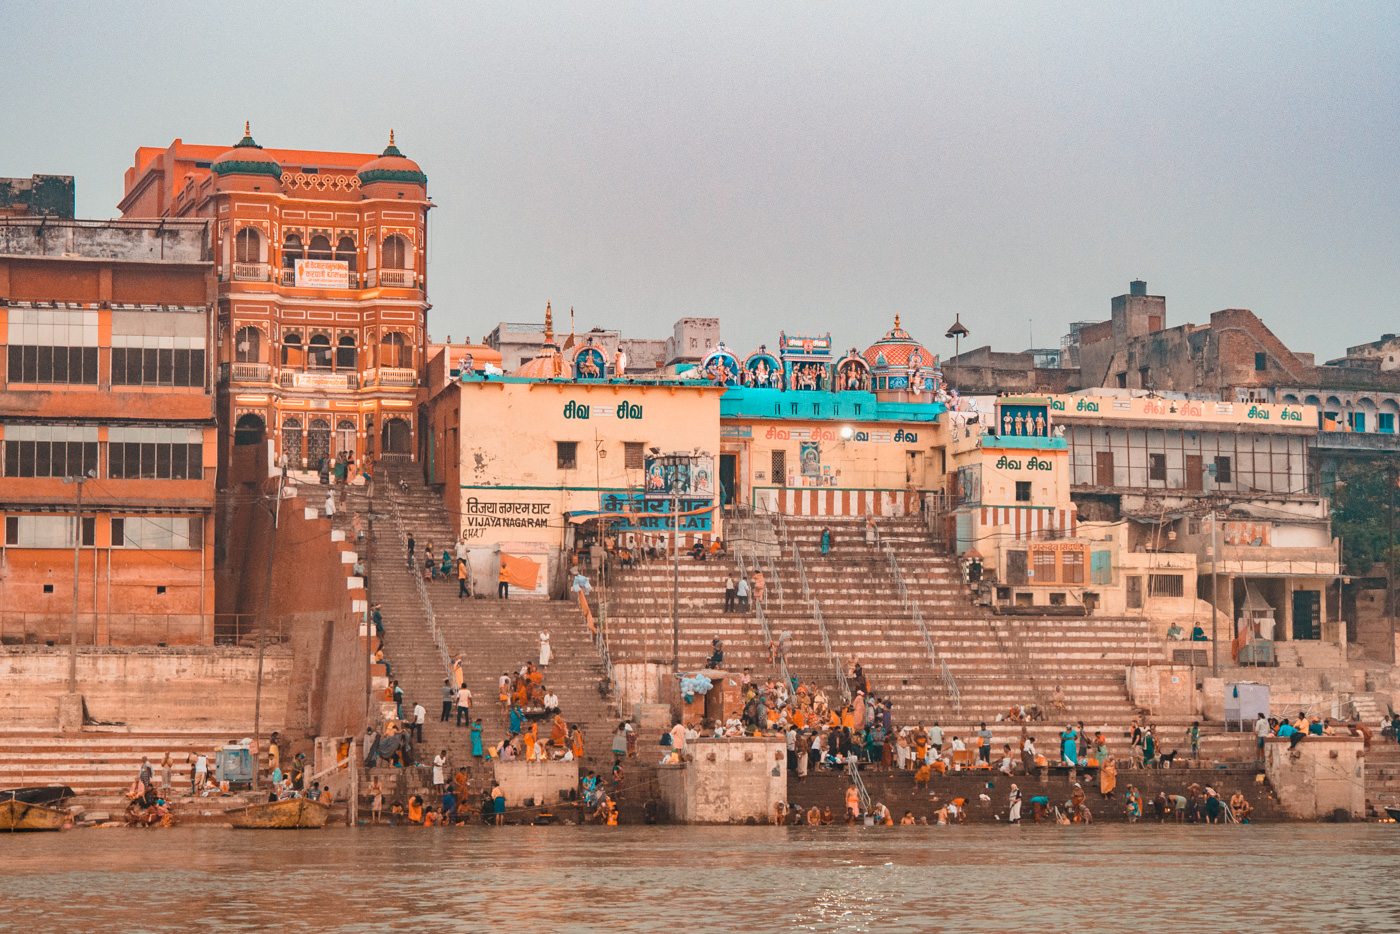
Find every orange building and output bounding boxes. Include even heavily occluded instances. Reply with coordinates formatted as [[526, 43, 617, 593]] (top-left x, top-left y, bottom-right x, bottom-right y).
[[0, 216, 218, 645], [118, 125, 430, 478]]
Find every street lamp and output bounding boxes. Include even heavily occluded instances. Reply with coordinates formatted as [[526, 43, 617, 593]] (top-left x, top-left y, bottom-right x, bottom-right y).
[[945, 315, 969, 389], [61, 469, 96, 696]]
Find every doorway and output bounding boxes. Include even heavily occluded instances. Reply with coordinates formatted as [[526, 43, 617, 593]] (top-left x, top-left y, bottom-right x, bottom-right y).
[[720, 453, 737, 510], [1292, 589, 1320, 640], [1186, 455, 1204, 492], [1095, 452, 1114, 487]]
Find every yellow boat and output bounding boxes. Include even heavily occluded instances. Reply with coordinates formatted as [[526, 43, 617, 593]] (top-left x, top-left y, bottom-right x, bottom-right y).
[[226, 797, 331, 829], [0, 799, 69, 832]]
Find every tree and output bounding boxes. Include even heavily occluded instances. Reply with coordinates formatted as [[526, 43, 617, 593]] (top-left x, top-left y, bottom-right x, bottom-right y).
[[1330, 461, 1400, 579]]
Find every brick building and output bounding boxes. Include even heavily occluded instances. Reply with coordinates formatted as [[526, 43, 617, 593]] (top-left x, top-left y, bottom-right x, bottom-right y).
[[0, 216, 218, 645], [118, 125, 430, 479]]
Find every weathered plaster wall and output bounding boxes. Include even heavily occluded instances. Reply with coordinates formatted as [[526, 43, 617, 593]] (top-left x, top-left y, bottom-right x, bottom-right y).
[[0, 644, 291, 730], [494, 760, 579, 808], [659, 736, 786, 823], [1264, 735, 1365, 820]]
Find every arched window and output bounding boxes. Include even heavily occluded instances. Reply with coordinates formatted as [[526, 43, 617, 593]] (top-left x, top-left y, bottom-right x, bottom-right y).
[[307, 417, 332, 468], [282, 417, 304, 467], [308, 235, 332, 260], [336, 419, 357, 458], [234, 326, 262, 363], [282, 233, 303, 270], [234, 413, 265, 446], [382, 235, 409, 269], [235, 227, 261, 264], [337, 335, 357, 370], [309, 333, 333, 370], [382, 417, 411, 454], [335, 236, 357, 273], [282, 331, 304, 368], [380, 331, 410, 369]]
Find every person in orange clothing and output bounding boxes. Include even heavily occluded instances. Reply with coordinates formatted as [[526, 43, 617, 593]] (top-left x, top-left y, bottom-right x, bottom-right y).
[[550, 713, 568, 749], [498, 562, 509, 599]]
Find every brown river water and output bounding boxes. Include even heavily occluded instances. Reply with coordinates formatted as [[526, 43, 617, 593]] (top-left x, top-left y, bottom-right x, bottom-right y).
[[2, 823, 1395, 933]]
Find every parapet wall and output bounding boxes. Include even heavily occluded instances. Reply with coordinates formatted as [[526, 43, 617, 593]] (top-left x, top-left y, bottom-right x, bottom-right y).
[[0, 644, 292, 731], [659, 736, 786, 823], [1264, 736, 1365, 820]]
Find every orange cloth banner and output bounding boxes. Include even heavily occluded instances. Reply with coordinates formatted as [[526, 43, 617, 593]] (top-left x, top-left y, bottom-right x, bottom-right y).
[[500, 553, 540, 591]]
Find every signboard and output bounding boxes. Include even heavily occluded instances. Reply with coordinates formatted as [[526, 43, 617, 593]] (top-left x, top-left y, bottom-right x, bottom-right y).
[[598, 492, 714, 532], [295, 259, 350, 289], [1044, 394, 1314, 428]]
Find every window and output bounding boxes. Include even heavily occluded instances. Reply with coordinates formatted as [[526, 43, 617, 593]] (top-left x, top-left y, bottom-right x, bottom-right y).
[[1032, 549, 1057, 583], [107, 427, 204, 479], [6, 304, 99, 385], [1126, 575, 1143, 609], [556, 441, 578, 470], [771, 450, 787, 486], [1255, 352, 1267, 372], [282, 233, 303, 270], [308, 334, 332, 370], [5, 515, 94, 547], [111, 343, 206, 387], [382, 235, 409, 269], [1381, 413, 1396, 434], [624, 442, 645, 470], [1149, 574, 1184, 598], [282, 332, 303, 368], [380, 332, 410, 369], [1214, 456, 1232, 483], [336, 335, 357, 370], [1015, 481, 1031, 502], [335, 236, 357, 272], [234, 227, 261, 264], [307, 235, 332, 260], [3, 426, 98, 478], [1061, 549, 1084, 584], [111, 516, 201, 550], [235, 327, 263, 364], [1148, 453, 1166, 481], [1349, 411, 1366, 432]]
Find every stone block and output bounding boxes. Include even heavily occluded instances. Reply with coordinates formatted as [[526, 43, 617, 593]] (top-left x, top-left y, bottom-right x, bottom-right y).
[[494, 760, 578, 808]]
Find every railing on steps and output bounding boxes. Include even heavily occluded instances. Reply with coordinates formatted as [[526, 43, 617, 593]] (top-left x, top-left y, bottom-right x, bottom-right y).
[[791, 541, 850, 703], [578, 591, 615, 692], [883, 544, 960, 713], [846, 757, 871, 815], [389, 498, 453, 682], [735, 550, 794, 691]]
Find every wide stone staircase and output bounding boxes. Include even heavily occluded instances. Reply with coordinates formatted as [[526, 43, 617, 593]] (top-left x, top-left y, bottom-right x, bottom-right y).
[[607, 511, 1169, 755], [348, 457, 626, 787]]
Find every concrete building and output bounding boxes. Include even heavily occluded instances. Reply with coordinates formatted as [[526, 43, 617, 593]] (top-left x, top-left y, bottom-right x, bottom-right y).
[[118, 125, 430, 478], [0, 174, 75, 219], [0, 216, 218, 645], [483, 315, 710, 376]]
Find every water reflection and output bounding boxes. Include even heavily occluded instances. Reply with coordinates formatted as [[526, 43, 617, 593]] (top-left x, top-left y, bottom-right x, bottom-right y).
[[2, 824, 1398, 933]]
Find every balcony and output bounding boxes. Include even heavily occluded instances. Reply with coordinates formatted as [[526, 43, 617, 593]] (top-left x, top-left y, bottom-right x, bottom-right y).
[[279, 371, 358, 391], [376, 367, 419, 388], [229, 362, 272, 383], [1315, 430, 1398, 452], [371, 268, 415, 288], [231, 262, 270, 282]]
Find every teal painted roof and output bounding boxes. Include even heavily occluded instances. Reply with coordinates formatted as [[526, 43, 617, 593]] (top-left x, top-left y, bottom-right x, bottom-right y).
[[981, 434, 1067, 450], [720, 387, 944, 423]]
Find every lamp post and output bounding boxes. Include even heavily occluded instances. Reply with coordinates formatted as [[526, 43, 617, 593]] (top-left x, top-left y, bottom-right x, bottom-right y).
[[61, 470, 96, 696], [945, 314, 969, 388]]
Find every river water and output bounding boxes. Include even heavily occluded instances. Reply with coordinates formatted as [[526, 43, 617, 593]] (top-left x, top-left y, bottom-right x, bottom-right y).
[[3, 824, 1396, 933]]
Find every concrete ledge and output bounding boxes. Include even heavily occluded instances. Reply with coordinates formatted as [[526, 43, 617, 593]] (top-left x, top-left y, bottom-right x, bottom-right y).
[[494, 760, 578, 808]]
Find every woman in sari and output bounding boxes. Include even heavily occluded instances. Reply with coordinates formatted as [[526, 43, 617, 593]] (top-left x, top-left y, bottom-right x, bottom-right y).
[[1126, 785, 1141, 822], [1099, 755, 1117, 797], [1060, 725, 1078, 766]]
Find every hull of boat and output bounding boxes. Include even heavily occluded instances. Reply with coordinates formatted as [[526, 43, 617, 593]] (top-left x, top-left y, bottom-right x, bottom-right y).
[[227, 797, 331, 829], [0, 799, 68, 831]]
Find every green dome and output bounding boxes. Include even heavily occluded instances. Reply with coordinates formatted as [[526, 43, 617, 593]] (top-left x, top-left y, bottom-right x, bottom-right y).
[[211, 122, 282, 179]]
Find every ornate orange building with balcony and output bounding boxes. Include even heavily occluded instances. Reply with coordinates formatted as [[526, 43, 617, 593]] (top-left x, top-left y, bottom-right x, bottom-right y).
[[119, 125, 430, 476]]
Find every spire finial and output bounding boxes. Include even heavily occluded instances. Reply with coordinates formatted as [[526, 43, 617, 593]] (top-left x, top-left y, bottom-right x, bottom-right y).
[[894, 313, 901, 331], [544, 302, 554, 341], [245, 120, 251, 137], [389, 129, 395, 147]]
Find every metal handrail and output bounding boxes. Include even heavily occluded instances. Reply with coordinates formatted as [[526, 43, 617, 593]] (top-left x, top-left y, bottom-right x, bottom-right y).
[[882, 544, 958, 711], [788, 529, 849, 702], [586, 596, 615, 688], [846, 756, 871, 815], [390, 499, 453, 680], [736, 549, 794, 691]]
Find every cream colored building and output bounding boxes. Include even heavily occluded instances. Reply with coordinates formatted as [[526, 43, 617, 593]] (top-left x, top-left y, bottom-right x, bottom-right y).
[[424, 373, 722, 596]]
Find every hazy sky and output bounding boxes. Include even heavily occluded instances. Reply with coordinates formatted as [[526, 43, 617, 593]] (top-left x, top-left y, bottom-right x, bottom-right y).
[[4, 1, 1397, 363]]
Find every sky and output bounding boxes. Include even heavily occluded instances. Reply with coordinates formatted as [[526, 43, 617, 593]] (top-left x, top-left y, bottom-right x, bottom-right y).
[[4, 1, 1398, 364]]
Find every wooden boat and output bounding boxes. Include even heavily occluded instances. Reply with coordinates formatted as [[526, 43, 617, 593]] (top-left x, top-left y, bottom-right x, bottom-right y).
[[1384, 806, 1400, 822], [0, 798, 69, 832], [226, 796, 331, 829]]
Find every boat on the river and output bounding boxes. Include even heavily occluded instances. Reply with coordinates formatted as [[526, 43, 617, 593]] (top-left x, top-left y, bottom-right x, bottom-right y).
[[226, 796, 331, 829], [0, 786, 74, 832], [1385, 806, 1400, 822]]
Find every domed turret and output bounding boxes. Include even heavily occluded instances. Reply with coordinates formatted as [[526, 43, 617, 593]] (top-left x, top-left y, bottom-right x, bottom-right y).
[[515, 303, 564, 379], [211, 122, 282, 179], [357, 130, 427, 186]]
